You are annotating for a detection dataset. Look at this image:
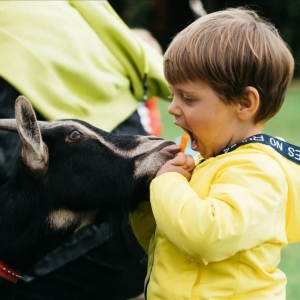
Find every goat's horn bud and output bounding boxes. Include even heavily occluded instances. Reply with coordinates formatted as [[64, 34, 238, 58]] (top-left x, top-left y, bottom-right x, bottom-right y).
[[0, 119, 18, 132], [0, 119, 47, 132]]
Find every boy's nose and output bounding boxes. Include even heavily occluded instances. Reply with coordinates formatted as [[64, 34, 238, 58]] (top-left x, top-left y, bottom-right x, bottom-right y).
[[168, 100, 181, 116]]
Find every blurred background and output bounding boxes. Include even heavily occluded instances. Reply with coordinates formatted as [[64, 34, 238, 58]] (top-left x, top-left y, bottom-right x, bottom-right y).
[[109, 1, 300, 299], [110, 0, 300, 76]]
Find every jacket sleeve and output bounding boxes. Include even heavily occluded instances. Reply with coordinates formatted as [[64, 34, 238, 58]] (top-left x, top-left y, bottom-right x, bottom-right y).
[[130, 201, 156, 253], [150, 155, 288, 264], [70, 0, 171, 102]]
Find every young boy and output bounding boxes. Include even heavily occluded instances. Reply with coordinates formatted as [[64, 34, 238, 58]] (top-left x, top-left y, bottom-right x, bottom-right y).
[[131, 7, 297, 299]]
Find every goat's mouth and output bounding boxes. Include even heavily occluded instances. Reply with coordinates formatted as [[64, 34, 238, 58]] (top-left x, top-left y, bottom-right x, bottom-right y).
[[157, 141, 180, 159], [143, 140, 177, 155], [139, 141, 179, 159], [158, 142, 180, 154]]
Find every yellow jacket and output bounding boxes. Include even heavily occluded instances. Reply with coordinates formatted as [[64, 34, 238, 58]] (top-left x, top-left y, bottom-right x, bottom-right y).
[[0, 1, 170, 131], [131, 142, 300, 299]]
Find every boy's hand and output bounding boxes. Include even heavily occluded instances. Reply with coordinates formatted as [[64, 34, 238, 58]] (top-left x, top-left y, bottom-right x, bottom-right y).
[[156, 152, 195, 181]]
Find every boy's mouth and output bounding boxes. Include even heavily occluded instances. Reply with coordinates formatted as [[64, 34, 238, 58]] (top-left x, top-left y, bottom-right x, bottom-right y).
[[183, 130, 198, 151], [190, 133, 198, 151]]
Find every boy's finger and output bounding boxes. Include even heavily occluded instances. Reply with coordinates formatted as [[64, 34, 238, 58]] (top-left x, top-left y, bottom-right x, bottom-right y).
[[170, 152, 186, 166], [184, 155, 196, 170]]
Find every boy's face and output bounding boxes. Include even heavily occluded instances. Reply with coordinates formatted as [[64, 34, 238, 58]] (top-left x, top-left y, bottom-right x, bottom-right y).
[[168, 80, 244, 159]]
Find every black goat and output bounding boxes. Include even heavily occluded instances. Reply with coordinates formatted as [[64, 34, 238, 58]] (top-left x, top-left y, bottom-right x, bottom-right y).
[[0, 96, 176, 298]]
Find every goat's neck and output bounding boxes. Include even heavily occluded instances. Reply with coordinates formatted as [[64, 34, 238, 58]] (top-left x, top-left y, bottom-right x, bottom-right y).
[[0, 178, 77, 273]]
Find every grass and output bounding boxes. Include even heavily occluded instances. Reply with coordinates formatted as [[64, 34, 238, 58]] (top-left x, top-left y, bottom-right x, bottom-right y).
[[158, 80, 300, 299], [264, 80, 300, 145]]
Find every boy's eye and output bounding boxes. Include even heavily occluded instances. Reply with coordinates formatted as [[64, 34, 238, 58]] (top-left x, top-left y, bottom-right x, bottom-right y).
[[182, 95, 194, 102]]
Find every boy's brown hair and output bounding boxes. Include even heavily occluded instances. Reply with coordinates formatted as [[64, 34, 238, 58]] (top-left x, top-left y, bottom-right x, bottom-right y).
[[164, 8, 294, 123]]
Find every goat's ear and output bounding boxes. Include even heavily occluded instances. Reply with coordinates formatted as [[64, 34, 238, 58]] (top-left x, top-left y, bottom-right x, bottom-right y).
[[15, 96, 48, 175]]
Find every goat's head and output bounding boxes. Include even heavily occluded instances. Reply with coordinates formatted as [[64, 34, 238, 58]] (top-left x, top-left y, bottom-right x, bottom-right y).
[[0, 96, 177, 270]]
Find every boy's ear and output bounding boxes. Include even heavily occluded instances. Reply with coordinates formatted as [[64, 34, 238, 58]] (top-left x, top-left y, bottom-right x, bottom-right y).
[[237, 86, 260, 121]]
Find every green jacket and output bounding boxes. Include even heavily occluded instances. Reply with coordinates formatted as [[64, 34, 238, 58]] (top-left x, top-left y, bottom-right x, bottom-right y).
[[0, 0, 170, 131], [131, 142, 300, 299]]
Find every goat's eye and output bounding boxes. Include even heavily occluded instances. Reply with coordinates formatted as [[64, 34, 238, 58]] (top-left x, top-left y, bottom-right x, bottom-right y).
[[69, 130, 82, 140]]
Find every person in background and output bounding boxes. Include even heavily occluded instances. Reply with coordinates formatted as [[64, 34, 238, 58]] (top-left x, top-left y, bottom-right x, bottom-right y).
[[0, 1, 170, 299], [131, 7, 297, 299], [133, 28, 164, 137]]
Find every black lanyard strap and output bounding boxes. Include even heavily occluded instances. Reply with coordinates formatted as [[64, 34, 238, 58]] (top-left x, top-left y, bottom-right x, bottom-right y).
[[220, 134, 300, 165]]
